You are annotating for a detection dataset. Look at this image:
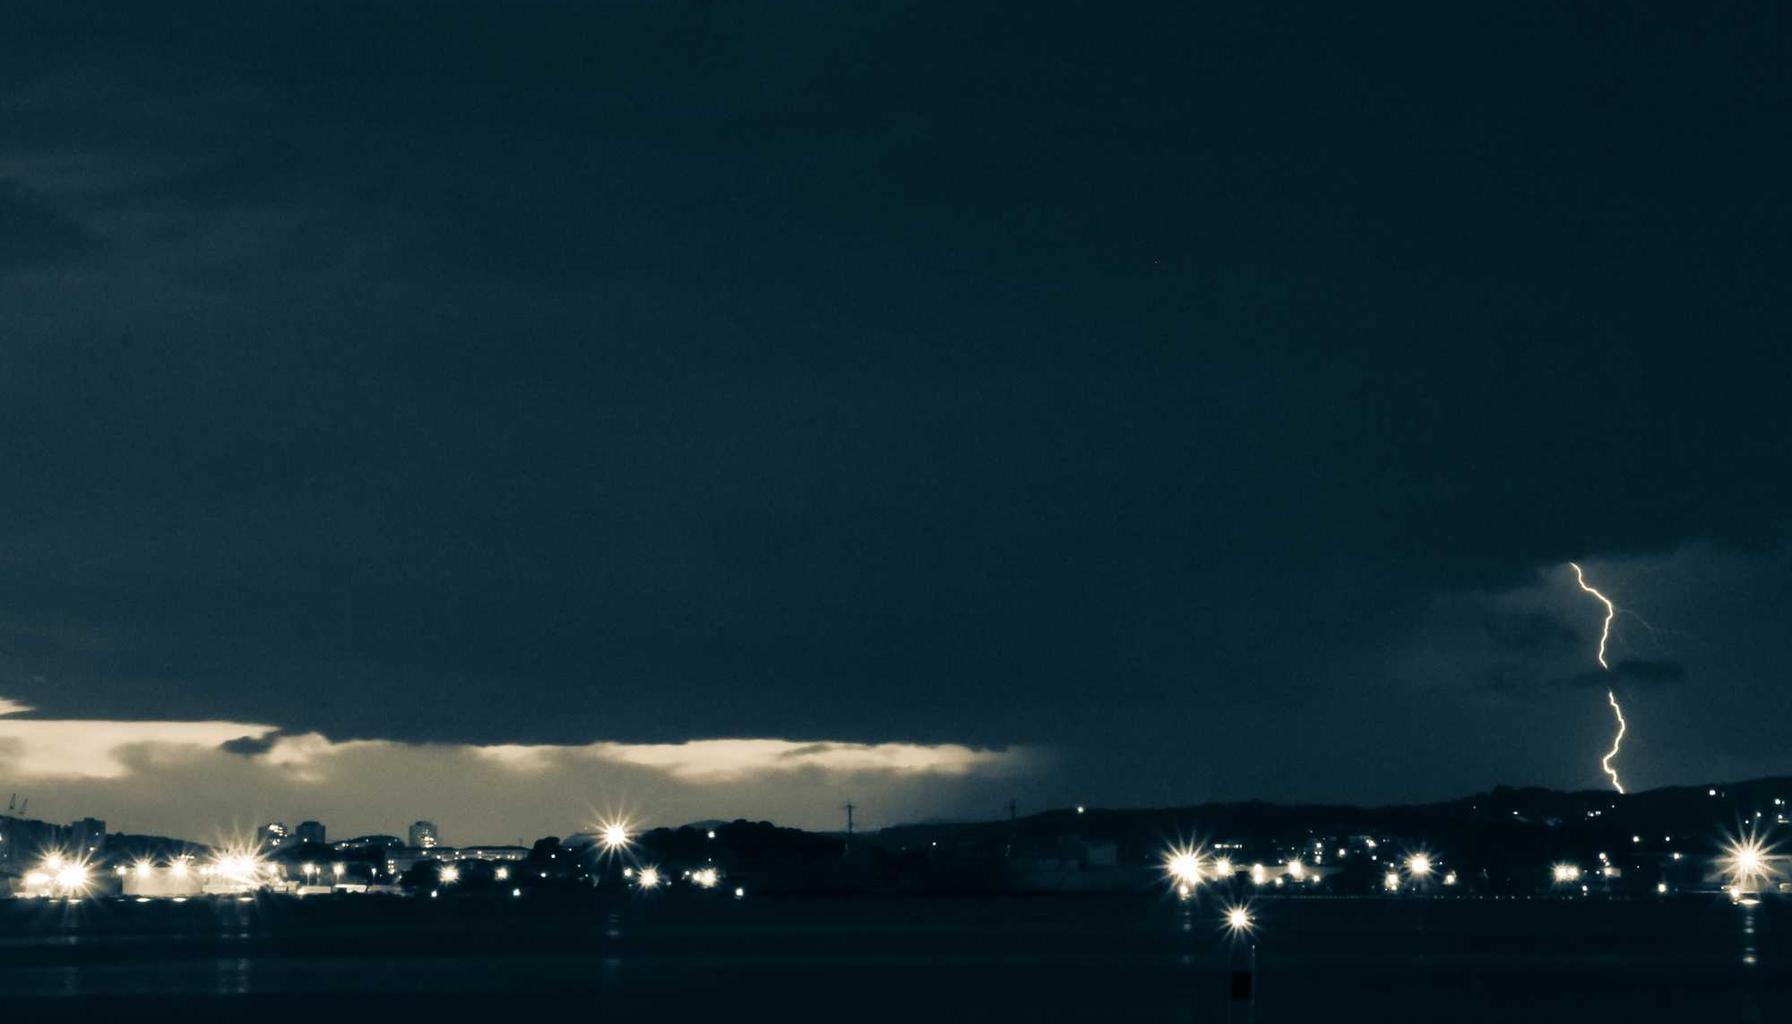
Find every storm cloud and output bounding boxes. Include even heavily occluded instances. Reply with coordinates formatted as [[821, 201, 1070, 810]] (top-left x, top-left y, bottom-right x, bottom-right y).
[[2, 3, 1791, 829]]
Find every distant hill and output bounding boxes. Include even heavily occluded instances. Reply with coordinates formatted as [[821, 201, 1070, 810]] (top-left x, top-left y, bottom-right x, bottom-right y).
[[103, 833, 212, 861], [877, 776, 1792, 844]]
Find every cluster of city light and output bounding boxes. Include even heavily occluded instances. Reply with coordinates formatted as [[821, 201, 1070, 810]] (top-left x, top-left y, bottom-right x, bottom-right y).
[[24, 853, 92, 896], [1162, 844, 1355, 895], [27, 787, 1791, 912], [124, 856, 194, 878], [193, 848, 273, 890], [1165, 847, 1203, 886]]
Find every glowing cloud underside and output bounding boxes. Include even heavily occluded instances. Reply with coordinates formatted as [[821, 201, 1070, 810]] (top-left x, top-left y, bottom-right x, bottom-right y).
[[0, 698, 1023, 785], [1569, 562, 1626, 794], [0, 694, 1032, 836], [0, 703, 278, 779], [475, 738, 1019, 780]]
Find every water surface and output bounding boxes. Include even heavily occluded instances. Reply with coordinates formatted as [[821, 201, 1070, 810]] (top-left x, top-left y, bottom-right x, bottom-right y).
[[1, 894, 1780, 1021]]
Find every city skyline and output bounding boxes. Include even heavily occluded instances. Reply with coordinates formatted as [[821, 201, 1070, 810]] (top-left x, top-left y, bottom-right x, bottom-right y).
[[11, 766, 1792, 866]]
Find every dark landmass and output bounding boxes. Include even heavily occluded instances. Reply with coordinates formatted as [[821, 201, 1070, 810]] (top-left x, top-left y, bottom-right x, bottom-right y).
[[619, 777, 1787, 897]]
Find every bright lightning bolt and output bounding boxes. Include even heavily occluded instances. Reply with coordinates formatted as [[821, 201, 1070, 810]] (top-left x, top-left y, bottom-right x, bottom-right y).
[[1569, 562, 1625, 794], [1569, 562, 1614, 669], [1602, 689, 1626, 793]]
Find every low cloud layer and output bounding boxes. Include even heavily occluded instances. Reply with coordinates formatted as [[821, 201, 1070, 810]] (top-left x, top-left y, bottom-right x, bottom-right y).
[[0, 699, 1031, 841], [473, 738, 1012, 781], [0, 700, 273, 779]]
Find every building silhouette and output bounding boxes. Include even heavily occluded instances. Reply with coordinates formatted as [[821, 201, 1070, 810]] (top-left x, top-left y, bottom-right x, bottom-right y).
[[1, 814, 107, 868], [69, 817, 106, 856]]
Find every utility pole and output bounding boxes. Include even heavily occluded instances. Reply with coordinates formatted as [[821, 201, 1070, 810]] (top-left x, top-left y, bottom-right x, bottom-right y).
[[843, 802, 856, 835], [1007, 798, 1017, 822]]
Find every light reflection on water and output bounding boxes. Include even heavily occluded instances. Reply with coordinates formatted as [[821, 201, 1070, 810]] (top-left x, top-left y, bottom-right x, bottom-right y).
[[603, 908, 625, 976], [214, 956, 252, 995], [0, 896, 1781, 1020], [1741, 903, 1759, 967], [1739, 903, 1765, 1024]]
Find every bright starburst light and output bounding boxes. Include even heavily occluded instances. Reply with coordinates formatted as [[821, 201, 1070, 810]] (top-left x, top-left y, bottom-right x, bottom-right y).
[[599, 819, 632, 852], [1724, 830, 1777, 891], [1224, 905, 1254, 935], [1164, 846, 1204, 887]]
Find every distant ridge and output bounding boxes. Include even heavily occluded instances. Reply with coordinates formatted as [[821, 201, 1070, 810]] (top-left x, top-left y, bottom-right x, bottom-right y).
[[869, 776, 1792, 853]]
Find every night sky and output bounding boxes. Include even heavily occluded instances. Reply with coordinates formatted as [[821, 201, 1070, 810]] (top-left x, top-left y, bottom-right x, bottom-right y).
[[3, 3, 1791, 840]]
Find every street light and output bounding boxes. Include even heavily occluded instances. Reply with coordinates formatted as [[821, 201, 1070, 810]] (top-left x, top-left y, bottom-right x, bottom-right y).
[[1165, 846, 1203, 888], [1222, 902, 1258, 1015], [1724, 832, 1774, 891], [600, 819, 632, 853]]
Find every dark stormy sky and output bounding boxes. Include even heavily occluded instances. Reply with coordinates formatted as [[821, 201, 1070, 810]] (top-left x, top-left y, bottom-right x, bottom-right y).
[[3, 3, 1791, 840]]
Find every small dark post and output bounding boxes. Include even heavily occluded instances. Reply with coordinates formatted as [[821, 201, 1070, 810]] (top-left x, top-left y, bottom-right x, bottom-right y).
[[1227, 942, 1257, 1020], [843, 802, 855, 835]]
